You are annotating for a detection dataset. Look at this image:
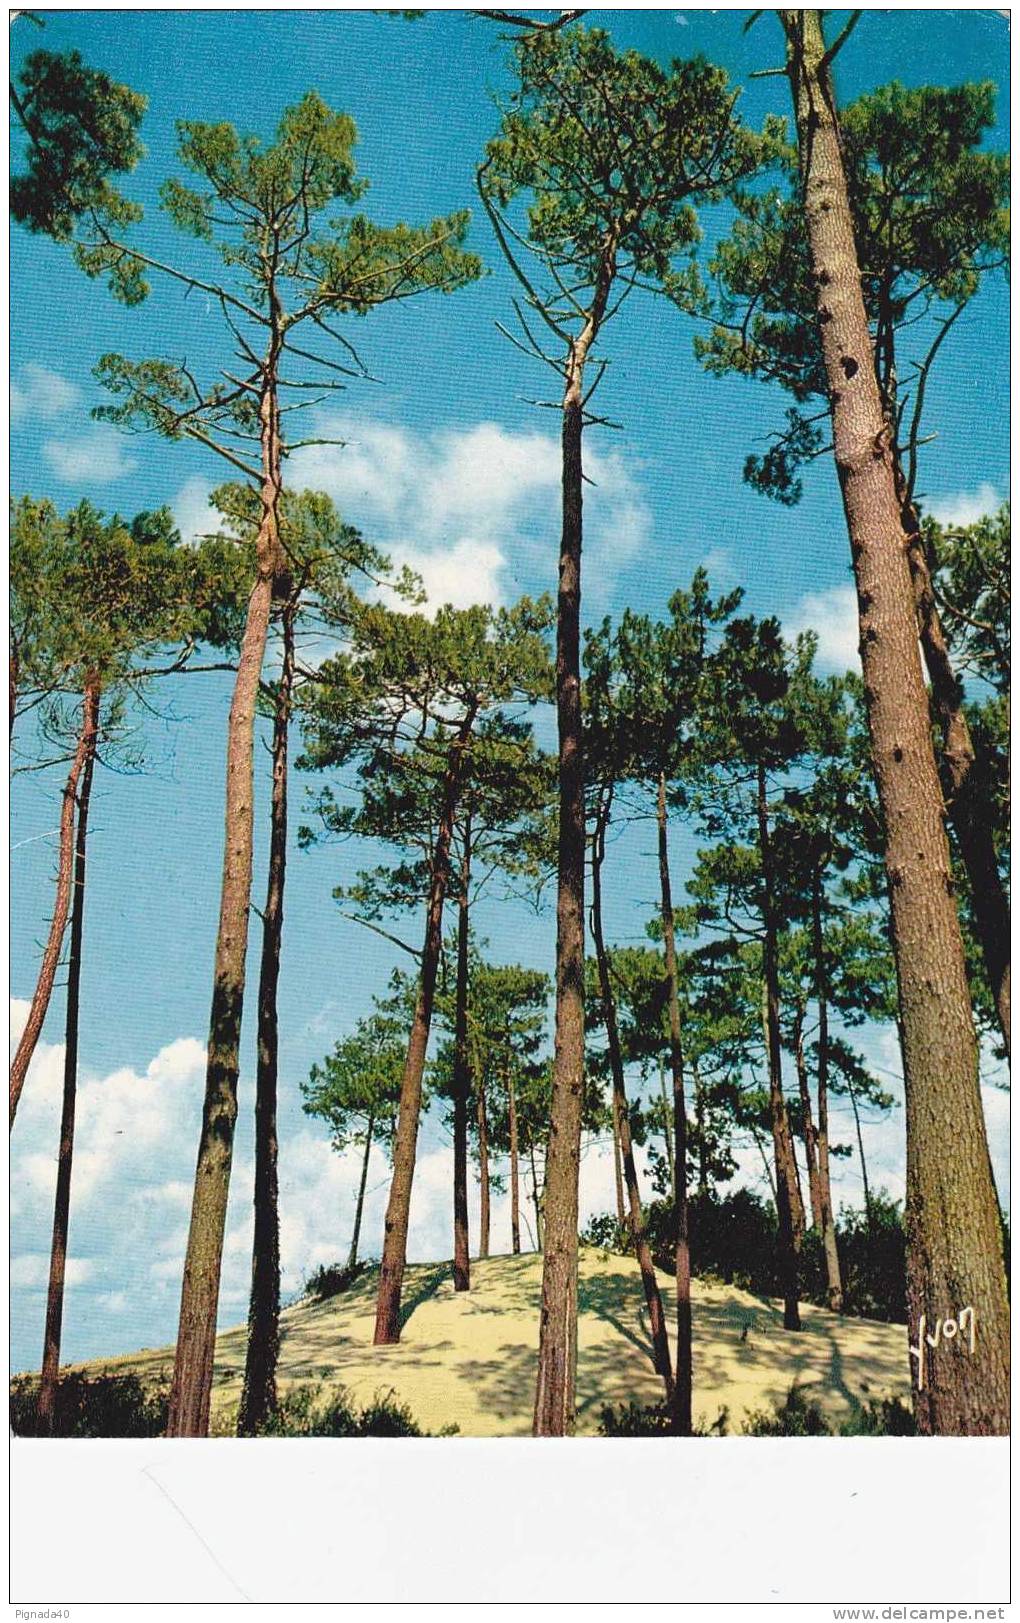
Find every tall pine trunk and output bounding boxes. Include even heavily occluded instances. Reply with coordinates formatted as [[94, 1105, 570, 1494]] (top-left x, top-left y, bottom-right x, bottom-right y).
[[793, 997, 823, 1230], [812, 872, 843, 1312], [374, 706, 477, 1344], [475, 1055, 491, 1260], [452, 815, 472, 1291], [36, 675, 99, 1432], [10, 690, 96, 1128], [656, 774, 692, 1433], [508, 1069, 521, 1255], [783, 8, 1009, 1432], [693, 1060, 708, 1199], [659, 1057, 676, 1201], [756, 762, 802, 1330], [533, 331, 591, 1435], [610, 1088, 626, 1227], [530, 1142, 544, 1253], [350, 1115, 375, 1271], [591, 787, 675, 1403], [846, 1073, 873, 1233], [167, 352, 284, 1438], [238, 599, 295, 1436]]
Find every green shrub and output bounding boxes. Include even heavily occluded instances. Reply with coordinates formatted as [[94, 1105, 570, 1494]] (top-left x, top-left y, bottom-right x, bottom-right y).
[[580, 1213, 630, 1253], [742, 1385, 833, 1436], [10, 1371, 170, 1438], [839, 1396, 916, 1436], [303, 1260, 369, 1302], [598, 1402, 729, 1437], [259, 1382, 427, 1437]]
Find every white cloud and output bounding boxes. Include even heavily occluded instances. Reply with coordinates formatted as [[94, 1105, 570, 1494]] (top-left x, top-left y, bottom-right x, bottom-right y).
[[925, 482, 1003, 529], [10, 1254, 95, 1289], [42, 424, 137, 485], [172, 475, 222, 545], [788, 583, 860, 673], [287, 415, 651, 615], [10, 363, 81, 427]]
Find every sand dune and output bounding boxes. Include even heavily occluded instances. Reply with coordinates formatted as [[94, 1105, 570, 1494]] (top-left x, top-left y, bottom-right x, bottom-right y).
[[65, 1247, 912, 1436]]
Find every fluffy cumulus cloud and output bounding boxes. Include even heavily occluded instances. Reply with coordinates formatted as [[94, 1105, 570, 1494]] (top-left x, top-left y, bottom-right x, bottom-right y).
[[10, 362, 82, 426], [788, 583, 861, 673], [172, 474, 222, 545], [926, 481, 1003, 529], [286, 414, 651, 615], [41, 424, 137, 485]]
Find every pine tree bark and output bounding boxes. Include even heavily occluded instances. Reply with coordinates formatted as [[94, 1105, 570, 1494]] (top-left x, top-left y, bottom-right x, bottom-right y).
[[659, 1056, 676, 1202], [452, 815, 472, 1291], [373, 705, 477, 1344], [811, 872, 843, 1312], [756, 762, 802, 1330], [508, 1069, 521, 1255], [782, 8, 1009, 1432], [36, 675, 99, 1432], [10, 690, 96, 1128], [592, 787, 675, 1404], [238, 599, 295, 1437], [534, 286, 608, 1434], [167, 346, 284, 1438], [347, 1111, 375, 1273], [476, 1056, 491, 1261], [793, 997, 823, 1231], [846, 1072, 873, 1234], [656, 774, 692, 1433]]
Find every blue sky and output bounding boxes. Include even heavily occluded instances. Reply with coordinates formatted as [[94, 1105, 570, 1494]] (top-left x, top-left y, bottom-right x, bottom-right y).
[[9, 8, 1010, 1371]]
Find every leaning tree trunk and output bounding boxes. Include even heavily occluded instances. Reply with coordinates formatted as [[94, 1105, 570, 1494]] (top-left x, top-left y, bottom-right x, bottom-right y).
[[756, 762, 802, 1331], [812, 872, 843, 1312], [347, 1112, 375, 1273], [36, 674, 99, 1432], [10, 689, 97, 1128], [475, 1049, 491, 1261], [845, 1072, 873, 1234], [508, 1068, 521, 1256], [610, 1087, 627, 1228], [452, 814, 472, 1291], [782, 7, 1009, 1433], [656, 773, 692, 1433], [238, 599, 296, 1437], [901, 499, 1011, 1057], [167, 354, 284, 1438], [374, 705, 477, 1345], [659, 1057, 676, 1202], [793, 997, 823, 1231], [591, 788, 675, 1403]]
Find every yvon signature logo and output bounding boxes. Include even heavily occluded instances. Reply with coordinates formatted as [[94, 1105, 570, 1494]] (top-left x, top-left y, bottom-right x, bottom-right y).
[[908, 1306, 976, 1391]]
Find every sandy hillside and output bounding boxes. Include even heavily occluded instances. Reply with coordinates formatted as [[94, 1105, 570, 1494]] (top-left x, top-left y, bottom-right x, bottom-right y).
[[63, 1248, 911, 1436]]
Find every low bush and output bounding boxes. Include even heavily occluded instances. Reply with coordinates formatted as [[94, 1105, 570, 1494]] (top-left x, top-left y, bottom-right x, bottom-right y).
[[303, 1260, 369, 1302], [10, 1371, 170, 1438], [258, 1382, 441, 1437]]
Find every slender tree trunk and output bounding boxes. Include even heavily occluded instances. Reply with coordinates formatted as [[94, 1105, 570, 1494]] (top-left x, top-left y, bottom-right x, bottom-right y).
[[896, 465, 1010, 1057], [508, 1069, 521, 1256], [347, 1112, 375, 1273], [756, 762, 801, 1330], [10, 693, 96, 1128], [534, 312, 599, 1436], [751, 1115, 777, 1201], [238, 600, 295, 1437], [530, 1141, 544, 1253], [693, 1060, 708, 1200], [812, 872, 843, 1312], [610, 1087, 626, 1227], [659, 1056, 676, 1201], [9, 640, 18, 738], [846, 1074, 872, 1234], [783, 8, 1010, 1432], [373, 705, 477, 1344], [36, 675, 99, 1432], [476, 1057, 491, 1261], [793, 998, 823, 1231], [452, 815, 472, 1291], [591, 788, 675, 1403], [167, 352, 284, 1438], [656, 774, 691, 1432]]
